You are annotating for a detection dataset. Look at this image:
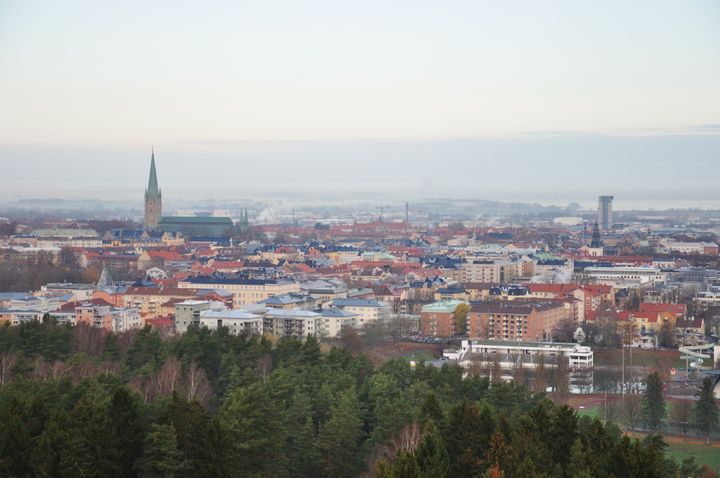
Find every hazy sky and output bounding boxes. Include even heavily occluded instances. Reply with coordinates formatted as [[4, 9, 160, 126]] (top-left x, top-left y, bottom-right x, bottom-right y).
[[1, 1, 719, 206]]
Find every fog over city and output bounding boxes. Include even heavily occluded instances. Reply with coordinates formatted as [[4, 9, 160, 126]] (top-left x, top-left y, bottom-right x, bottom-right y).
[[1, 1, 719, 211], [1, 130, 719, 210]]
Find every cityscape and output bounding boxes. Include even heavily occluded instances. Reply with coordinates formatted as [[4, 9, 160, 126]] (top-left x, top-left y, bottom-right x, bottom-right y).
[[1, 1, 719, 477]]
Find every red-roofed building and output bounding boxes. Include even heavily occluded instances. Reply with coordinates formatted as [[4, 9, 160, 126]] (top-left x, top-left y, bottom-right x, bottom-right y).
[[639, 302, 686, 318]]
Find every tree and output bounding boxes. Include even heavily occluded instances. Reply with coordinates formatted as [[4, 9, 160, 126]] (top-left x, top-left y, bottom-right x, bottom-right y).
[[135, 424, 185, 478], [643, 372, 666, 432], [657, 321, 676, 348], [414, 423, 449, 478], [453, 303, 469, 336], [551, 317, 577, 343], [184, 362, 212, 405], [109, 387, 146, 478], [0, 352, 17, 386], [317, 389, 364, 478], [623, 394, 643, 430], [693, 377, 719, 444], [553, 353, 570, 404], [302, 335, 322, 366], [670, 400, 692, 439]]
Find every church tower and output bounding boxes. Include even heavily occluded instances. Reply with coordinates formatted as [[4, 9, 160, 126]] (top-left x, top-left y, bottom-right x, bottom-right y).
[[144, 149, 162, 230]]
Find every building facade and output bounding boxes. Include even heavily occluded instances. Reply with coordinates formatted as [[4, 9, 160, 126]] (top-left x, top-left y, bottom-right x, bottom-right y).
[[144, 150, 162, 230], [597, 195, 613, 233]]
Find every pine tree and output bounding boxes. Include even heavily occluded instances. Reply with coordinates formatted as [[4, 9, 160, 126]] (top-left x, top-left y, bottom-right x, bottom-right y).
[[693, 377, 719, 444], [135, 423, 185, 478], [284, 392, 321, 477], [419, 393, 444, 430], [302, 335, 322, 366], [643, 372, 666, 432], [109, 387, 146, 478], [414, 423, 449, 478], [30, 410, 70, 478], [317, 389, 364, 478]]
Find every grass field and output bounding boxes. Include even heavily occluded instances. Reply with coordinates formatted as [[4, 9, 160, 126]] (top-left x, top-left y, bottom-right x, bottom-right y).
[[665, 441, 720, 469], [593, 348, 686, 370], [625, 431, 720, 470]]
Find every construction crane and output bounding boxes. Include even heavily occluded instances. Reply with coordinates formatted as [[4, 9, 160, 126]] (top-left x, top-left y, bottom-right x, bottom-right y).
[[375, 205, 391, 223]]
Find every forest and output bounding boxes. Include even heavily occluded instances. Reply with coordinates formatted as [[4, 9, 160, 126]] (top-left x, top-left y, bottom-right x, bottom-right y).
[[0, 320, 712, 478]]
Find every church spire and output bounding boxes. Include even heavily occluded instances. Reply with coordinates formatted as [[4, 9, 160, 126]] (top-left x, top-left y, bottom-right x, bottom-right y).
[[147, 148, 160, 197], [590, 221, 603, 248], [144, 148, 162, 230]]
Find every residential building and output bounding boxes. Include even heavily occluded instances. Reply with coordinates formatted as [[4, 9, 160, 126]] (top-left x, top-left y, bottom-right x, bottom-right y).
[[420, 300, 466, 337], [178, 277, 300, 307], [200, 309, 263, 335], [468, 300, 570, 341], [330, 298, 391, 328], [598, 195, 613, 232]]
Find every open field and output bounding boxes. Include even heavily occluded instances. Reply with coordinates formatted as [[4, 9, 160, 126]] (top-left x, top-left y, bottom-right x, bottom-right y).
[[593, 347, 686, 370], [364, 342, 442, 366], [626, 432, 720, 470]]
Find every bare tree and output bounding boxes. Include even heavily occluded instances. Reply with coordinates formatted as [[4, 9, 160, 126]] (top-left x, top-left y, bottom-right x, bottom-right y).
[[602, 397, 620, 424], [129, 375, 152, 404], [0, 352, 18, 386], [623, 394, 643, 430], [467, 353, 485, 378], [151, 357, 182, 397], [490, 353, 503, 384], [670, 400, 692, 439], [185, 362, 212, 405], [554, 353, 570, 404], [534, 354, 547, 393], [512, 354, 526, 386], [256, 355, 273, 383], [72, 324, 106, 356], [370, 421, 422, 470]]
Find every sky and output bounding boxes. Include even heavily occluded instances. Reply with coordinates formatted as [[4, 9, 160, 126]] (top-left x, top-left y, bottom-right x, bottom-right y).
[[0, 1, 719, 207]]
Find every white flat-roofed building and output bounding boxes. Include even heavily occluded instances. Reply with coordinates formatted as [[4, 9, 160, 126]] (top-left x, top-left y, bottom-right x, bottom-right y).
[[0, 309, 45, 325], [263, 309, 319, 339], [444, 339, 593, 393], [175, 300, 223, 333], [330, 298, 390, 328], [199, 309, 263, 335], [583, 265, 666, 288], [40, 283, 95, 301], [316, 308, 358, 338]]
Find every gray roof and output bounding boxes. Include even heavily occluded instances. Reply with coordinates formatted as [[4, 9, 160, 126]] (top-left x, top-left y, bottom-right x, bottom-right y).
[[332, 298, 387, 308]]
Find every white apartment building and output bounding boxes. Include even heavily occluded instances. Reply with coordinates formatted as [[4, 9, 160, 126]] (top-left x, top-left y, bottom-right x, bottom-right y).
[[263, 309, 319, 339], [330, 299, 390, 328], [200, 309, 263, 335]]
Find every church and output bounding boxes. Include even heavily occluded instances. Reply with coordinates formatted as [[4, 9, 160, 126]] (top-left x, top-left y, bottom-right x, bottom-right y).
[[143, 150, 235, 238]]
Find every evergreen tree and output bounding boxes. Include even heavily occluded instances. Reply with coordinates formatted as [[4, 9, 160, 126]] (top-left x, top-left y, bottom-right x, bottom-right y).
[[109, 387, 146, 478], [419, 393, 444, 429], [30, 410, 70, 478], [302, 335, 322, 366], [643, 372, 666, 432], [135, 424, 185, 478], [693, 377, 719, 444], [317, 389, 364, 478], [414, 423, 449, 478]]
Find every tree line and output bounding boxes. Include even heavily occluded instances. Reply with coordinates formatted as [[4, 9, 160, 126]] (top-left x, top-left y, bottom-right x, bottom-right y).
[[0, 320, 717, 477]]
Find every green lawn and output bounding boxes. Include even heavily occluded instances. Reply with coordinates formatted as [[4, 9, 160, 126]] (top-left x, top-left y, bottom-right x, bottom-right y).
[[577, 405, 600, 419], [400, 351, 436, 363], [665, 441, 720, 469]]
